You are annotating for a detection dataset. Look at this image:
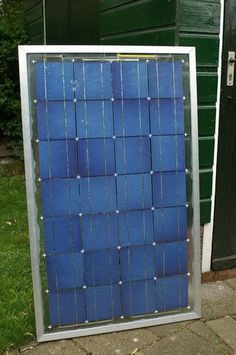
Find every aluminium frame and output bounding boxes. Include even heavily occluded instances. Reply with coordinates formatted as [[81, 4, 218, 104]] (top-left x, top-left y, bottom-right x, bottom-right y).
[[18, 45, 201, 342]]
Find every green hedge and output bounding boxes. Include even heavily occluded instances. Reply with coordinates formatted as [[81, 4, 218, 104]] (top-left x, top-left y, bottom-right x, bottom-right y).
[[0, 0, 28, 158]]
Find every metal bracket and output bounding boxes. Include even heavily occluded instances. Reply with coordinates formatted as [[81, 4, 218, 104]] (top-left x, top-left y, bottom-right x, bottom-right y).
[[227, 51, 235, 86]]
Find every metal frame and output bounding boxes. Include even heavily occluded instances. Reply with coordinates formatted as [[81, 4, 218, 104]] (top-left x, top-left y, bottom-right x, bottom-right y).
[[18, 45, 201, 342]]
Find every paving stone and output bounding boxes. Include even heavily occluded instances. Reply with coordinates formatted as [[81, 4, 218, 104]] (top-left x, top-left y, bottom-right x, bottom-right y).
[[207, 317, 236, 351], [225, 278, 236, 290], [73, 329, 158, 355], [187, 320, 231, 353], [201, 281, 236, 321], [142, 328, 230, 355], [148, 320, 192, 338], [23, 340, 85, 354]]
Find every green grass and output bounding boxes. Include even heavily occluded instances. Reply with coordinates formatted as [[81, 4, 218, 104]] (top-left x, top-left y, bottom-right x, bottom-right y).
[[0, 166, 35, 353]]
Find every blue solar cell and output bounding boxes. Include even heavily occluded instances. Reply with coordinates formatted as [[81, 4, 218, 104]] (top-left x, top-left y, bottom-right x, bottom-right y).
[[113, 99, 149, 136], [150, 99, 184, 135], [112, 61, 148, 99], [86, 285, 121, 321], [156, 275, 188, 312], [46, 253, 84, 290], [48, 289, 86, 326], [81, 213, 118, 251], [116, 137, 151, 174], [148, 61, 183, 98], [76, 101, 113, 138], [39, 140, 78, 178], [34, 61, 74, 100], [37, 101, 76, 140], [118, 210, 153, 246], [154, 207, 187, 243], [117, 174, 152, 211], [120, 245, 155, 282], [74, 61, 112, 99], [122, 280, 156, 316], [174, 61, 184, 99], [41, 179, 80, 217], [84, 250, 120, 286], [151, 135, 185, 172], [43, 216, 82, 254], [155, 241, 188, 277], [78, 139, 115, 177], [79, 176, 116, 213], [153, 171, 186, 208]]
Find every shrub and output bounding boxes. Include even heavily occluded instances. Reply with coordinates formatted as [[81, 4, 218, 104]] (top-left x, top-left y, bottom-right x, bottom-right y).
[[0, 0, 28, 158]]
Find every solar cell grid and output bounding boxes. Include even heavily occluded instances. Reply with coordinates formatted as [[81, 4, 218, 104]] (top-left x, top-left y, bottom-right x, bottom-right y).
[[33, 56, 189, 327]]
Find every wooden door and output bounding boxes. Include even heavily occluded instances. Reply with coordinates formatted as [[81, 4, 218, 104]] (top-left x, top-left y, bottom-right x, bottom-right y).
[[212, 0, 236, 270]]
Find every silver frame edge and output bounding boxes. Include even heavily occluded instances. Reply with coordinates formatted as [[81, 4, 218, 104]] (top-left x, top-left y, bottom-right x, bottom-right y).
[[18, 45, 201, 342]]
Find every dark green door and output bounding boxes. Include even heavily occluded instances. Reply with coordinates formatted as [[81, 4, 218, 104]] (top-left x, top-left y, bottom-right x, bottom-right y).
[[212, 0, 236, 270]]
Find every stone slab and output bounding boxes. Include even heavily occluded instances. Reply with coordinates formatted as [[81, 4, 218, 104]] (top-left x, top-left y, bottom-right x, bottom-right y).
[[225, 278, 236, 290], [143, 328, 230, 355], [149, 320, 192, 338], [73, 328, 158, 355], [201, 281, 236, 321], [23, 339, 86, 354], [187, 320, 231, 353], [207, 317, 236, 351]]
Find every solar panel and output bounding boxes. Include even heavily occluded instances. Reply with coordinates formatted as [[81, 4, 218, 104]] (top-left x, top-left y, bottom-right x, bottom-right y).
[[19, 46, 201, 341]]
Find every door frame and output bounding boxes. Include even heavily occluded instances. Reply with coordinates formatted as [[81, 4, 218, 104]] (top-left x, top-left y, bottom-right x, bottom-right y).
[[202, 0, 225, 272]]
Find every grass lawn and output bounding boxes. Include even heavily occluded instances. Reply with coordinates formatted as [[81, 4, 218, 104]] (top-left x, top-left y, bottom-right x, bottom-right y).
[[0, 165, 35, 353]]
